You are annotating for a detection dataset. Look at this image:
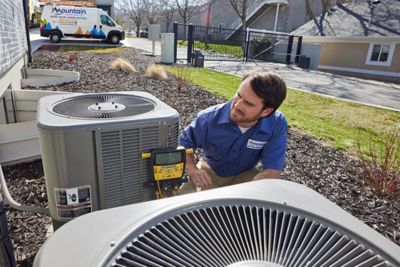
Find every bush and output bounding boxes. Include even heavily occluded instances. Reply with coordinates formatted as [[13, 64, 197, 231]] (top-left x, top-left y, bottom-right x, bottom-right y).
[[66, 52, 77, 62], [145, 64, 168, 80], [109, 58, 136, 73], [251, 37, 273, 60], [356, 127, 400, 199], [173, 65, 193, 91]]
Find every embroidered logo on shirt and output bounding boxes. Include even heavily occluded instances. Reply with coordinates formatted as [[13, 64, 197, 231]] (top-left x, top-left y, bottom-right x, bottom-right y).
[[247, 139, 267, 150]]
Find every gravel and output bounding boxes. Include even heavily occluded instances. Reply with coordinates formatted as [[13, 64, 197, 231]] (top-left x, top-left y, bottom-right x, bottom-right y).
[[3, 46, 399, 266]]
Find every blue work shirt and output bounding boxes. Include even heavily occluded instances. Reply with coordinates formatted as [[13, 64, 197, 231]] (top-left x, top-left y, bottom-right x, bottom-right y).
[[179, 100, 287, 177]]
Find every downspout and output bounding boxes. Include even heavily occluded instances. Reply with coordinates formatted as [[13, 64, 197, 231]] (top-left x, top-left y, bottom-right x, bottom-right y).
[[22, 0, 32, 64], [274, 2, 280, 32]]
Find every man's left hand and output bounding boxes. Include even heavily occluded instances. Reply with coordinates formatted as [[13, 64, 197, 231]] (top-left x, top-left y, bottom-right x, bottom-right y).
[[252, 169, 282, 180]]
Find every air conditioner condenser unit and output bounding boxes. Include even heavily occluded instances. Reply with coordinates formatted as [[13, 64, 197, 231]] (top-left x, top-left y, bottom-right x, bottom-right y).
[[37, 91, 179, 228], [33, 180, 400, 267]]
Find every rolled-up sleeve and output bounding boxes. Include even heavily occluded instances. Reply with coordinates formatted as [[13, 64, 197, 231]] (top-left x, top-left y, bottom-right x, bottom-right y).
[[261, 115, 287, 171]]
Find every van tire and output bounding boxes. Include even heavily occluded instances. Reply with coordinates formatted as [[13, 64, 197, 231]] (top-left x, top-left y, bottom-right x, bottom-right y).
[[50, 32, 61, 43], [109, 34, 120, 45]]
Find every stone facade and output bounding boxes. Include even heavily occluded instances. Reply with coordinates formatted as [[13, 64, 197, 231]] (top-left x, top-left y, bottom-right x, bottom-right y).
[[0, 0, 28, 77]]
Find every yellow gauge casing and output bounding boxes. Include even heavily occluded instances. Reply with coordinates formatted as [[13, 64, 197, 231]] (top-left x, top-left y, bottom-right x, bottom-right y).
[[153, 163, 184, 181]]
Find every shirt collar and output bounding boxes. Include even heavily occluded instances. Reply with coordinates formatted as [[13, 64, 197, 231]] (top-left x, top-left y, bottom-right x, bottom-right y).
[[217, 99, 233, 125], [217, 99, 276, 134]]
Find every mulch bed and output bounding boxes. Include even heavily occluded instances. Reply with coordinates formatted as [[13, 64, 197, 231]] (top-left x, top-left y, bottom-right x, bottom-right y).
[[3, 46, 399, 266]]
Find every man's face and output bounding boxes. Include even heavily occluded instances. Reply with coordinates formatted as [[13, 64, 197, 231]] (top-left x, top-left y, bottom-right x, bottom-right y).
[[230, 79, 273, 127]]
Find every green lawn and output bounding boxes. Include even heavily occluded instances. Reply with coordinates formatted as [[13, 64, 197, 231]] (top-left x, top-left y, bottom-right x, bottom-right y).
[[59, 46, 124, 53], [178, 40, 244, 58], [166, 66, 400, 155]]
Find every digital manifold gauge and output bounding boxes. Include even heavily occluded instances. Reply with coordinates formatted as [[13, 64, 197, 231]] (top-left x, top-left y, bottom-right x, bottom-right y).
[[142, 148, 193, 198]]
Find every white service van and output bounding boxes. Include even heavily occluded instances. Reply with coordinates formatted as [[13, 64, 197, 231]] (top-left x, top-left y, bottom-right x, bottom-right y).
[[40, 5, 125, 44]]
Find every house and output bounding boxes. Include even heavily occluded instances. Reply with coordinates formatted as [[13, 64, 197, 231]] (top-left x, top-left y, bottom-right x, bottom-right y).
[[171, 0, 331, 36], [292, 0, 400, 82]]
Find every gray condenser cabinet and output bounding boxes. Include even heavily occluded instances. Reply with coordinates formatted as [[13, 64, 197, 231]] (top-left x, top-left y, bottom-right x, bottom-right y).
[[37, 91, 179, 227]]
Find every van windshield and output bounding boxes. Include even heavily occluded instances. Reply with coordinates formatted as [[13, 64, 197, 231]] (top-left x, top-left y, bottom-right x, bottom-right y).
[[100, 15, 115, 27]]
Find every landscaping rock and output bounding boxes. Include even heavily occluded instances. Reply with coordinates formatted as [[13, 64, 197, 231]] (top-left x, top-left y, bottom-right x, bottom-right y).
[[3, 47, 398, 266]]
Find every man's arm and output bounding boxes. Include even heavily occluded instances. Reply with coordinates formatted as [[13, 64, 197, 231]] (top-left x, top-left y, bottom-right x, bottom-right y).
[[185, 153, 212, 188], [252, 169, 282, 181]]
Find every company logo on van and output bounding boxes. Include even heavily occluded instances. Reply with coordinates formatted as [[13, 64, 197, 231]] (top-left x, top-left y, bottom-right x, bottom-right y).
[[51, 7, 87, 16]]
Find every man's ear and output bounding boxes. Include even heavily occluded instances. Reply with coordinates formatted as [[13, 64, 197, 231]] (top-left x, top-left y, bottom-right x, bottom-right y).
[[260, 107, 273, 117]]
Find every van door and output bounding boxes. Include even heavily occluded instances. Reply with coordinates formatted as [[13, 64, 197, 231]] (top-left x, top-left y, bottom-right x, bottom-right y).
[[99, 14, 116, 40]]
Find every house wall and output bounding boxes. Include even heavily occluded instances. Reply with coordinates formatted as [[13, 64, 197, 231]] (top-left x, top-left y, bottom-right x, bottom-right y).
[[168, 0, 327, 33], [318, 42, 400, 81], [0, 0, 28, 123], [0, 0, 28, 93], [250, 5, 287, 32]]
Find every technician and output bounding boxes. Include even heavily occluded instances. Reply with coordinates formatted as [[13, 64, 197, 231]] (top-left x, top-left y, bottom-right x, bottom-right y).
[[178, 70, 288, 194]]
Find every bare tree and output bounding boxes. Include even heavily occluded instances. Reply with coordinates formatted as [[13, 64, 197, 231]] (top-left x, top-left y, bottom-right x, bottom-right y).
[[143, 0, 160, 24], [228, 0, 250, 32], [159, 0, 175, 31], [175, 0, 205, 25], [116, 0, 145, 37]]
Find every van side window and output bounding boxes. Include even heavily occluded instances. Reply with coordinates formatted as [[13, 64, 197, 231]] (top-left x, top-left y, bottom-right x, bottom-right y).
[[100, 15, 115, 27]]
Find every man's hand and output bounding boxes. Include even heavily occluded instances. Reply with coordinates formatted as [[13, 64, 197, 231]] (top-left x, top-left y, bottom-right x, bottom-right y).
[[183, 149, 212, 188], [186, 168, 212, 188], [252, 169, 282, 181]]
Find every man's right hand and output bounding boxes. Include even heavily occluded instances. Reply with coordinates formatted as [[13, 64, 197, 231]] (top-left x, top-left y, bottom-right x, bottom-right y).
[[186, 168, 212, 188]]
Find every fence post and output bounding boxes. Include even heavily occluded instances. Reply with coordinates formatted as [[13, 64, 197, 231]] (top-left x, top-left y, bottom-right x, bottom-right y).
[[187, 24, 194, 64], [295, 36, 303, 64], [286, 35, 294, 64], [244, 28, 250, 62], [0, 199, 16, 267], [173, 22, 178, 63]]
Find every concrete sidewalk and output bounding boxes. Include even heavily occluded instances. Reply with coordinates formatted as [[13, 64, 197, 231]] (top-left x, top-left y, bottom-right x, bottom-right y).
[[122, 37, 400, 111]]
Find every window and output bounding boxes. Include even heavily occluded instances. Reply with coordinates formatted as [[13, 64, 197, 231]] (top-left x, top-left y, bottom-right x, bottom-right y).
[[366, 43, 395, 66], [100, 15, 115, 27]]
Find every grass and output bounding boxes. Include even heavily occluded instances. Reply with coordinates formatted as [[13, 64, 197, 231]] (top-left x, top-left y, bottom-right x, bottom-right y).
[[166, 66, 400, 155], [178, 40, 244, 58], [59, 46, 124, 53]]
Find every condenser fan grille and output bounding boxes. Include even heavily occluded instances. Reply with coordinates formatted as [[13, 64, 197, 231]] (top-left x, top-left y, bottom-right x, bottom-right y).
[[52, 94, 155, 119], [112, 204, 391, 267]]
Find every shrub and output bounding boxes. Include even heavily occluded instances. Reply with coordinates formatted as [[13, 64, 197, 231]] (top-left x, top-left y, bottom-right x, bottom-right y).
[[173, 65, 193, 91], [251, 37, 273, 60], [66, 52, 77, 62], [145, 64, 168, 80], [109, 58, 136, 73], [356, 127, 400, 199]]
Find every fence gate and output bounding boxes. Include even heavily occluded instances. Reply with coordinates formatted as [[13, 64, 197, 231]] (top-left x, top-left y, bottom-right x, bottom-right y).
[[173, 22, 244, 63], [173, 23, 302, 65], [245, 28, 303, 65]]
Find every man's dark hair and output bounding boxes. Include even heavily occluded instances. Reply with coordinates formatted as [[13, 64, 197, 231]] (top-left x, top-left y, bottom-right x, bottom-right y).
[[242, 70, 287, 114]]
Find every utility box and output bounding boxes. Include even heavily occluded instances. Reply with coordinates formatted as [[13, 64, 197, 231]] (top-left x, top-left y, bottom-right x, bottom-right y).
[[148, 24, 161, 41], [161, 33, 174, 64], [298, 55, 311, 69], [192, 51, 204, 68]]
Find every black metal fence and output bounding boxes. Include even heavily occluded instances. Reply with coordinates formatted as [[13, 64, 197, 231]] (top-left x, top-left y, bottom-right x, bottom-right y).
[[173, 22, 302, 65], [246, 29, 302, 64]]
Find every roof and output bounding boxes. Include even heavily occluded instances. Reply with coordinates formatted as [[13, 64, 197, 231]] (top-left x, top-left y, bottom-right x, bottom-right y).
[[292, 0, 400, 37]]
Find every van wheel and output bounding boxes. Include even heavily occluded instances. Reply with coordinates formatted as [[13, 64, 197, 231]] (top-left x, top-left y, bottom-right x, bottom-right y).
[[50, 32, 61, 43], [109, 35, 120, 45]]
